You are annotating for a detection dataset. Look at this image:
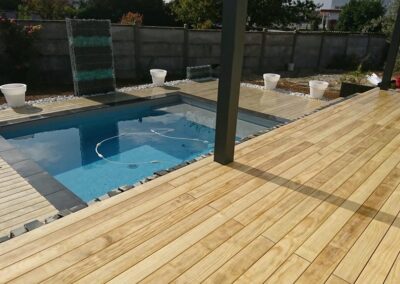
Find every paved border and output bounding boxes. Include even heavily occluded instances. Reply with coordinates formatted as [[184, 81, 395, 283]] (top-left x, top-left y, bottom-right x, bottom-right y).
[[0, 136, 85, 211]]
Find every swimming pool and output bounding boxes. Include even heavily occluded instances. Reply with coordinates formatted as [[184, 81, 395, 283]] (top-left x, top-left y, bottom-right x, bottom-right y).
[[0, 94, 282, 202]]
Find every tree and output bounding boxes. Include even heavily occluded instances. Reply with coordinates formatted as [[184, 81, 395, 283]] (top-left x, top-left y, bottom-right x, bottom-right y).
[[21, 0, 77, 20], [247, 0, 285, 27], [336, 0, 385, 32], [381, 0, 400, 72], [381, 0, 400, 36], [170, 0, 222, 28], [0, 0, 22, 10], [248, 0, 320, 28], [0, 17, 41, 83], [121, 12, 143, 25], [170, 0, 319, 29], [78, 0, 176, 26], [288, 0, 321, 26]]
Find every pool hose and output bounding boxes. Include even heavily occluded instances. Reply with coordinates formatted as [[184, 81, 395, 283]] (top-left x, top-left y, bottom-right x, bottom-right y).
[[95, 128, 209, 166]]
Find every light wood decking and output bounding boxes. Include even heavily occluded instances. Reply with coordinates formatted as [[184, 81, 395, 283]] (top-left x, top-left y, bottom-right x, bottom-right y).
[[181, 80, 335, 120], [0, 88, 399, 283], [0, 157, 56, 236]]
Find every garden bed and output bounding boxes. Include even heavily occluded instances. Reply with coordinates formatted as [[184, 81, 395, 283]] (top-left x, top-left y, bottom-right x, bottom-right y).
[[244, 72, 385, 100]]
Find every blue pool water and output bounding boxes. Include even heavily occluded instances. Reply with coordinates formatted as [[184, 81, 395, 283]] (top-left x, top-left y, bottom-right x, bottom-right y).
[[1, 96, 280, 202]]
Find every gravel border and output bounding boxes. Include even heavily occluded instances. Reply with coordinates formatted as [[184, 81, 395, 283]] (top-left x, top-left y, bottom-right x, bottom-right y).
[[0, 79, 193, 111], [0, 79, 328, 111], [240, 82, 331, 102]]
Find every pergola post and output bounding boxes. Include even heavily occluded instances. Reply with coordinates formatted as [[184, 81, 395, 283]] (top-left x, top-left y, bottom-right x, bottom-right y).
[[381, 6, 400, 90], [214, 0, 248, 165]]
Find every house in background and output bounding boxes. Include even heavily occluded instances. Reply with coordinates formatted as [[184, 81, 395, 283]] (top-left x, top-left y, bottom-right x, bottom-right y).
[[314, 0, 393, 30], [314, 0, 352, 29]]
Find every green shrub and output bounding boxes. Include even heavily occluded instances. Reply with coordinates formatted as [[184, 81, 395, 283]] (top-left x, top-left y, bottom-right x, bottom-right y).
[[336, 0, 385, 32], [0, 17, 41, 84]]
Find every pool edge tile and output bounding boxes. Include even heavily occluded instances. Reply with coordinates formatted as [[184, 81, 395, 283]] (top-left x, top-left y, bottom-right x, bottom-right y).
[[0, 136, 86, 211]]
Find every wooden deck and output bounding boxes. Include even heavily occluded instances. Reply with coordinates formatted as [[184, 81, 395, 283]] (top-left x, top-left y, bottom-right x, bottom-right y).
[[179, 80, 335, 120], [0, 80, 333, 237], [0, 88, 400, 283], [0, 157, 56, 236]]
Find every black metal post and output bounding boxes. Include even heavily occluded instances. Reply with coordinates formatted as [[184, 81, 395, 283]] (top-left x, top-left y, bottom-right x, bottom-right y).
[[381, 6, 400, 90], [214, 0, 248, 165]]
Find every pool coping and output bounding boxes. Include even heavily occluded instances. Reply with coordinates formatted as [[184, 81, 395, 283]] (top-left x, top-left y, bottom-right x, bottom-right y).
[[0, 89, 354, 242], [0, 136, 86, 211], [0, 90, 291, 128]]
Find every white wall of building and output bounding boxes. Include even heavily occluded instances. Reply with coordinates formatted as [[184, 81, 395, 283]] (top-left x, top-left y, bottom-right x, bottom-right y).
[[314, 0, 393, 9]]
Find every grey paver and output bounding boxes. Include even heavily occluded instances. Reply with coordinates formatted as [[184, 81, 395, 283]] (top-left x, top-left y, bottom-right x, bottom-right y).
[[24, 220, 44, 231], [10, 226, 27, 237]]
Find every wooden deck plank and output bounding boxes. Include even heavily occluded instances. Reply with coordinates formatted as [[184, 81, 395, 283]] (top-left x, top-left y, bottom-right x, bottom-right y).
[[262, 126, 385, 243], [355, 216, 400, 283], [295, 134, 400, 262], [326, 275, 351, 284], [295, 166, 400, 283], [202, 236, 274, 284], [385, 252, 400, 284], [140, 220, 244, 284], [0, 196, 49, 217], [265, 254, 310, 284], [174, 116, 388, 282], [334, 177, 400, 283], [0, 154, 57, 236], [231, 130, 396, 283]]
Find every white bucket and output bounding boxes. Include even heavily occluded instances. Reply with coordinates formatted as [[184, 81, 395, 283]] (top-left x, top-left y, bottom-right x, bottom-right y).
[[0, 83, 26, 107], [309, 80, 329, 99], [263, 73, 280, 90], [150, 69, 167, 86]]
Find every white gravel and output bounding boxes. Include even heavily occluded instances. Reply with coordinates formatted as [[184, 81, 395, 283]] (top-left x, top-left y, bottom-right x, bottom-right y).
[[240, 82, 330, 101], [0, 79, 192, 110], [0, 79, 328, 111], [118, 79, 190, 92], [0, 95, 76, 110]]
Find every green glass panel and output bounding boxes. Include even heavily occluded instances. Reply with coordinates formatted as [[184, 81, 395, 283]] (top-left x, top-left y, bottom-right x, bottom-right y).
[[72, 36, 112, 47], [75, 69, 113, 81]]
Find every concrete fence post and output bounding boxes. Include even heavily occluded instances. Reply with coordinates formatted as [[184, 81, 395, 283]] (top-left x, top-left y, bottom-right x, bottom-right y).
[[290, 30, 298, 67], [344, 33, 350, 57], [258, 28, 267, 73], [365, 33, 372, 57], [183, 24, 189, 77], [133, 23, 142, 78], [317, 32, 325, 71]]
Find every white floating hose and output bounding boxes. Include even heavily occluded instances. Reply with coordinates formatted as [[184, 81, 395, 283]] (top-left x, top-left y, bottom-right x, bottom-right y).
[[95, 128, 209, 166]]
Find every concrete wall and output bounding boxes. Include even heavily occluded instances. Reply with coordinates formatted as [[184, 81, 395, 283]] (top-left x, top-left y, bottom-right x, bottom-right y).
[[0, 20, 388, 85]]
